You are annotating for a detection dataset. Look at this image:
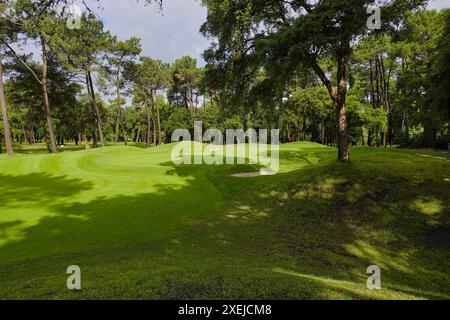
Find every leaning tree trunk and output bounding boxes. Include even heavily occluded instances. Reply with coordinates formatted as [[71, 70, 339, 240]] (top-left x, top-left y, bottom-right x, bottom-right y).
[[40, 36, 57, 154], [87, 71, 105, 147], [310, 49, 350, 162], [336, 51, 350, 162], [0, 59, 14, 155]]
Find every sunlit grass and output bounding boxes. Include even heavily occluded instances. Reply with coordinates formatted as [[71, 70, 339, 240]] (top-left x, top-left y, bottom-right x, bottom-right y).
[[0, 142, 449, 299]]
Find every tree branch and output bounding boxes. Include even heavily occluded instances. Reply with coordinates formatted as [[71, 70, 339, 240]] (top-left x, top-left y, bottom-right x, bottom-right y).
[[0, 37, 43, 85], [310, 58, 336, 103]]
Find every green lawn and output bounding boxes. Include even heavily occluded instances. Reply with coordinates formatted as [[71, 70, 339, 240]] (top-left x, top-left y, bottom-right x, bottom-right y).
[[0, 142, 449, 299]]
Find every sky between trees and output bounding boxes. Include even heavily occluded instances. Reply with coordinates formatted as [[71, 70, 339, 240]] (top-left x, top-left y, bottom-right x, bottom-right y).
[[16, 0, 450, 66]]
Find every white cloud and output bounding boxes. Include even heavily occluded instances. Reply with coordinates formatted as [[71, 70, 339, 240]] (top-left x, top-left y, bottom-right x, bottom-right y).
[[95, 0, 209, 66], [428, 0, 450, 9], [14, 0, 450, 67], [92, 0, 449, 68]]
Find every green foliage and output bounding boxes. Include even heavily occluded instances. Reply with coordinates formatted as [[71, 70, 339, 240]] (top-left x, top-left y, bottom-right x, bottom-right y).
[[126, 56, 171, 104], [391, 9, 448, 147], [223, 115, 243, 130], [194, 103, 222, 131], [428, 9, 450, 147], [201, 0, 425, 159], [168, 56, 201, 110], [163, 106, 191, 139], [52, 13, 112, 73], [5, 55, 82, 142], [102, 37, 142, 95]]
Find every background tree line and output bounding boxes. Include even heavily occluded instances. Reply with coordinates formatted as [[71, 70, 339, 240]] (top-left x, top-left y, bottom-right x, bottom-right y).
[[1, 0, 449, 160]]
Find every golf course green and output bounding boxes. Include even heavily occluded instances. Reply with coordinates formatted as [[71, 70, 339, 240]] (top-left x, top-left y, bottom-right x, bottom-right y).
[[0, 142, 449, 299]]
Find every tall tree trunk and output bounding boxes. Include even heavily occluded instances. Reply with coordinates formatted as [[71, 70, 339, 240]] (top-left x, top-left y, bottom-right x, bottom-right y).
[[385, 66, 392, 146], [87, 71, 105, 147], [402, 104, 407, 132], [40, 35, 57, 154], [116, 66, 128, 146], [375, 56, 381, 109], [114, 107, 120, 143], [320, 121, 326, 145], [22, 127, 28, 145], [152, 88, 162, 146], [186, 87, 195, 117], [120, 108, 128, 146], [379, 55, 390, 148], [82, 128, 90, 150], [369, 59, 376, 109], [92, 127, 98, 148], [146, 101, 152, 148], [311, 50, 350, 161], [152, 114, 157, 146], [29, 126, 35, 144], [336, 51, 350, 162], [0, 59, 14, 155], [135, 121, 141, 143], [423, 124, 437, 148]]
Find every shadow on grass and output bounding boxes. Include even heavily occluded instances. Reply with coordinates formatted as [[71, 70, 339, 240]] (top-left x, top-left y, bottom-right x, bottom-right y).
[[256, 161, 450, 299], [0, 173, 94, 207]]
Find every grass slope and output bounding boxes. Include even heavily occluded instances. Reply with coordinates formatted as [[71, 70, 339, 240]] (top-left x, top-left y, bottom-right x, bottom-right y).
[[0, 143, 449, 299]]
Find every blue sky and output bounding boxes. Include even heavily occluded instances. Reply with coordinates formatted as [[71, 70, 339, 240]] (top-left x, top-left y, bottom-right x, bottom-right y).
[[95, 0, 209, 66], [17, 0, 450, 66], [92, 0, 450, 67]]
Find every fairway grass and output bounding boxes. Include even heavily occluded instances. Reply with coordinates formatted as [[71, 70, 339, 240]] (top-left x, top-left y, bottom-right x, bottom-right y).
[[0, 143, 449, 299]]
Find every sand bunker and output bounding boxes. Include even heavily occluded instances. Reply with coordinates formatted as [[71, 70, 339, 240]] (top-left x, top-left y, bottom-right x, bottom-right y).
[[231, 172, 264, 178]]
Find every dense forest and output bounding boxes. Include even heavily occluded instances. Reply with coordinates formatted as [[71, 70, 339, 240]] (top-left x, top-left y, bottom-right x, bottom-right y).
[[1, 0, 449, 160]]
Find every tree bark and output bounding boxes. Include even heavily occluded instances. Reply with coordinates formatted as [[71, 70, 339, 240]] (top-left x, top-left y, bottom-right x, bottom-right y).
[[114, 108, 120, 143], [87, 71, 105, 147], [40, 35, 57, 154], [82, 128, 90, 150], [310, 51, 350, 162], [135, 120, 141, 143], [116, 67, 128, 146], [152, 115, 157, 146], [375, 55, 381, 109], [92, 127, 98, 148], [423, 125, 437, 148], [152, 88, 162, 145], [119, 108, 128, 146], [146, 100, 152, 148], [369, 59, 376, 109], [336, 51, 350, 162], [0, 58, 14, 155]]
